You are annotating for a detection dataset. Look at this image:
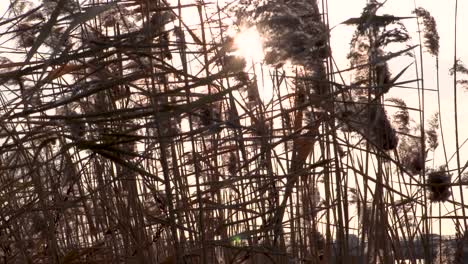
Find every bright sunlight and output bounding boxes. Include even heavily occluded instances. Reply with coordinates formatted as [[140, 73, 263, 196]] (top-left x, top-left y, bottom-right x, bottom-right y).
[[233, 26, 264, 62]]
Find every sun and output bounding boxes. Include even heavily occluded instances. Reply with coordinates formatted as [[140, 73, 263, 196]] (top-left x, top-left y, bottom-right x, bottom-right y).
[[232, 27, 264, 63], [231, 26, 274, 103]]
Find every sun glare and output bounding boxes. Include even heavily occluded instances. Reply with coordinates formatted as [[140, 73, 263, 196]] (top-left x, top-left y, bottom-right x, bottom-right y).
[[233, 27, 264, 62]]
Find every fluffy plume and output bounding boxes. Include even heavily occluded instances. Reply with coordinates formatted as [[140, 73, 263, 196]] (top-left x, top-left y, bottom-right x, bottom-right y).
[[347, 1, 410, 95], [387, 97, 410, 134], [413, 7, 440, 56], [233, 0, 328, 67], [398, 135, 424, 175], [392, 107, 439, 174], [425, 112, 439, 151], [427, 168, 452, 202], [449, 59, 468, 90], [370, 104, 399, 150], [450, 60, 468, 75], [376, 118, 398, 151], [337, 98, 398, 151]]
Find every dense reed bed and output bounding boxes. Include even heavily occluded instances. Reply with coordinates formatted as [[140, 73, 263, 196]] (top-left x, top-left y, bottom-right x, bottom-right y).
[[0, 0, 466, 263]]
